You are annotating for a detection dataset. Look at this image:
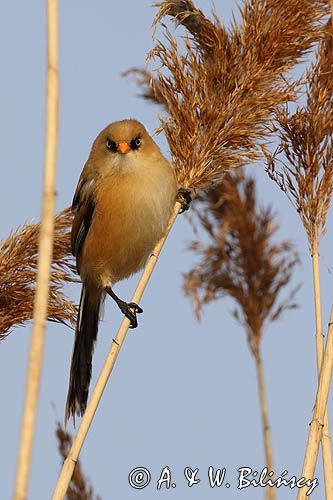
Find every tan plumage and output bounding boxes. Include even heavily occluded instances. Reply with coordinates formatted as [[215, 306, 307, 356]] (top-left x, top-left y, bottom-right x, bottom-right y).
[[66, 119, 177, 422]]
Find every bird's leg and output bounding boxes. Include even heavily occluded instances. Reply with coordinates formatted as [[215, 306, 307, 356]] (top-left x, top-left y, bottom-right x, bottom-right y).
[[177, 188, 192, 214], [105, 287, 143, 329]]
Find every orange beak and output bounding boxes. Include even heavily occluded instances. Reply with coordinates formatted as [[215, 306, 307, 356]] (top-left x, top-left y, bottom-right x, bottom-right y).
[[117, 142, 131, 154]]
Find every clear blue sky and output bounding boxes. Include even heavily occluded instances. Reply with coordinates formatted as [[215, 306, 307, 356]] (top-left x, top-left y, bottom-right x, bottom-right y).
[[1, 1, 332, 499]]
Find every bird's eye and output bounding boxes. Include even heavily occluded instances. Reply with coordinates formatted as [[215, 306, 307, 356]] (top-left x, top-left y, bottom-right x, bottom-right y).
[[106, 139, 117, 152], [130, 137, 141, 150]]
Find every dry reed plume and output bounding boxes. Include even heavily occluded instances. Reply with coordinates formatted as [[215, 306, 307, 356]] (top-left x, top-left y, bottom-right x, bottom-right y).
[[184, 172, 299, 333], [127, 0, 329, 190], [184, 171, 299, 500], [56, 423, 101, 500], [0, 208, 76, 341], [263, 18, 333, 498], [265, 20, 333, 246]]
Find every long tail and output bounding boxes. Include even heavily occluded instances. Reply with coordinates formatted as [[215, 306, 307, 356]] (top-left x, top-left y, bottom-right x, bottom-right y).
[[65, 284, 102, 424]]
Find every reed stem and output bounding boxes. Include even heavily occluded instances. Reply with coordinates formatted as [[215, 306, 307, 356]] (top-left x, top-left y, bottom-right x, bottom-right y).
[[299, 240, 333, 498], [310, 238, 333, 498], [13, 2, 59, 499], [298, 307, 333, 499], [254, 346, 276, 500]]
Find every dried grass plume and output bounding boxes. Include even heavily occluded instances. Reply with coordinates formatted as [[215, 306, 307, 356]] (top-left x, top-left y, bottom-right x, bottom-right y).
[[127, 0, 329, 190], [264, 19, 333, 245], [0, 208, 76, 340], [184, 171, 299, 355]]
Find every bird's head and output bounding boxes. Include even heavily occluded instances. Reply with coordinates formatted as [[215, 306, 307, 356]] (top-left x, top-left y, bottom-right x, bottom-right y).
[[90, 119, 163, 172]]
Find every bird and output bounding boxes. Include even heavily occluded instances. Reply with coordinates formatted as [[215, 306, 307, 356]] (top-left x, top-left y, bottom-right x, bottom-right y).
[[65, 118, 190, 424]]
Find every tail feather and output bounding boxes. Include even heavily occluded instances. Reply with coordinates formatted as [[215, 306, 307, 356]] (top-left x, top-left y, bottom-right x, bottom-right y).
[[65, 285, 102, 424]]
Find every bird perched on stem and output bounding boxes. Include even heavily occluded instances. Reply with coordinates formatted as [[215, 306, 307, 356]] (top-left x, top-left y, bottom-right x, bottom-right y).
[[65, 119, 190, 423]]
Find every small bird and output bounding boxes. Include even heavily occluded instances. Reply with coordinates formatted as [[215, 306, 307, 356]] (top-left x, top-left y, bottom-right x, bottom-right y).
[[65, 119, 187, 423]]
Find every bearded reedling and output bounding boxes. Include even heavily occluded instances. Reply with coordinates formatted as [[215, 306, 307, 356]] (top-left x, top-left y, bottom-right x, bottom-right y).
[[65, 119, 190, 422]]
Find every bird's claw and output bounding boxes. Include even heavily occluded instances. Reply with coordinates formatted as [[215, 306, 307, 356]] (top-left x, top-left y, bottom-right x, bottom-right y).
[[128, 302, 143, 314], [118, 300, 143, 329], [177, 188, 192, 214]]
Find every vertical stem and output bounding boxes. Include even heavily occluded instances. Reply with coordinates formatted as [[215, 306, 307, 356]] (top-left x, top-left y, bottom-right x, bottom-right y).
[[298, 308, 333, 499], [310, 238, 333, 498], [13, 2, 59, 499], [312, 239, 324, 374], [254, 345, 276, 500], [51, 201, 182, 499]]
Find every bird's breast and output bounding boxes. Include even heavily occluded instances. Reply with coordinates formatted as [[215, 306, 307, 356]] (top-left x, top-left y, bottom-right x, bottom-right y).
[[80, 161, 177, 287]]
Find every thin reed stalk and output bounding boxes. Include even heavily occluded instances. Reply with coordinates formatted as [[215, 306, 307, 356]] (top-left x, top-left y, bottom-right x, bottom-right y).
[[310, 237, 333, 497], [298, 307, 333, 499], [254, 345, 275, 500], [312, 237, 324, 375], [13, 1, 59, 498], [52, 200, 182, 499]]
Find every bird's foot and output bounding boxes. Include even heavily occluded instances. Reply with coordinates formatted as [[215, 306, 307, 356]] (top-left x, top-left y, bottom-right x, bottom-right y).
[[117, 300, 143, 329], [177, 188, 192, 214], [105, 287, 143, 328]]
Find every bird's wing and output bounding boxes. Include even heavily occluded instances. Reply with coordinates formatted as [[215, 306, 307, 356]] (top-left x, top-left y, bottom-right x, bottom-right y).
[[71, 172, 96, 272]]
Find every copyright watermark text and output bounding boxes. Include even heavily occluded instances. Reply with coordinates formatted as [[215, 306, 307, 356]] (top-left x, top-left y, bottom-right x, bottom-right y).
[[128, 466, 318, 495]]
